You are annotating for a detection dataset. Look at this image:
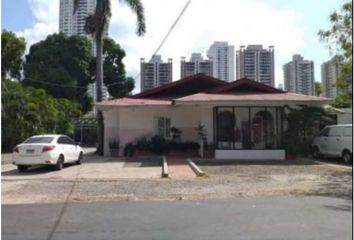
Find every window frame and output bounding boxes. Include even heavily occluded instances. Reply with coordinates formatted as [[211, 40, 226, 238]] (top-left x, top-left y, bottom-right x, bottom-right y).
[[157, 117, 172, 139], [214, 106, 284, 150]]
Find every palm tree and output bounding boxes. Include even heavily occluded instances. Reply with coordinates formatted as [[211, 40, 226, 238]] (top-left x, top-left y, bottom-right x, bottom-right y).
[[74, 0, 146, 155]]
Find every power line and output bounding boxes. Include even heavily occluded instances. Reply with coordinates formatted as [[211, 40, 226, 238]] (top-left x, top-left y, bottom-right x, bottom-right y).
[[23, 78, 87, 89], [22, 77, 125, 89], [134, 0, 193, 80]]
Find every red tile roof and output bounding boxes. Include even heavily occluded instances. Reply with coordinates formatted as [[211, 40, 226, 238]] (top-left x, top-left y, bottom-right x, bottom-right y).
[[95, 75, 332, 108], [207, 77, 285, 94], [131, 73, 227, 99], [95, 97, 171, 107], [174, 92, 331, 103]]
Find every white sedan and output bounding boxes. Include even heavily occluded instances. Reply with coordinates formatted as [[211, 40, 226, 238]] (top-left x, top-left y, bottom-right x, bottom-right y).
[[12, 135, 83, 172]]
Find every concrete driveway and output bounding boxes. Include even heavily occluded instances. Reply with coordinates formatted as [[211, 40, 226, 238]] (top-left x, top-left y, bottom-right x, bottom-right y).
[[2, 149, 162, 180]]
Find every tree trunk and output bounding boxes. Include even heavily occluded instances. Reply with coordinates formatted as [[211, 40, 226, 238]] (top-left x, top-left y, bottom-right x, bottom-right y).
[[96, 37, 104, 155]]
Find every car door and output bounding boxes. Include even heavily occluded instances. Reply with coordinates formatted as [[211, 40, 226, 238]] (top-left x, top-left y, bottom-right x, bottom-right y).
[[66, 136, 79, 162], [327, 126, 342, 157], [57, 136, 73, 162], [342, 126, 353, 153], [318, 127, 330, 155]]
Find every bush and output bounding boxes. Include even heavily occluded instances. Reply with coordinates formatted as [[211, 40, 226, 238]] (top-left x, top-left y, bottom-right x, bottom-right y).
[[123, 143, 135, 157], [134, 136, 151, 151], [150, 135, 167, 154], [124, 136, 200, 156], [109, 138, 120, 149]]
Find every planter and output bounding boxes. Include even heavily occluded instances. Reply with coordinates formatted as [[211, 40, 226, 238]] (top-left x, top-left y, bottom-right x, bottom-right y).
[[204, 149, 215, 158], [286, 153, 296, 160], [166, 149, 199, 157], [110, 148, 119, 157], [133, 149, 152, 157]]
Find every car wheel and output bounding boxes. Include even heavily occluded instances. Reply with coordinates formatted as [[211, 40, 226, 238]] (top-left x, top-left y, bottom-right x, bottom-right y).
[[312, 147, 321, 159], [343, 151, 352, 164], [17, 165, 28, 172], [55, 155, 64, 170], [76, 152, 83, 165]]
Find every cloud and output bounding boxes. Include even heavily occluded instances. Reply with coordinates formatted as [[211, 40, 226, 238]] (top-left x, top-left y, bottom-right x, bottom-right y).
[[16, 0, 305, 91], [16, 0, 59, 50], [109, 0, 305, 91]]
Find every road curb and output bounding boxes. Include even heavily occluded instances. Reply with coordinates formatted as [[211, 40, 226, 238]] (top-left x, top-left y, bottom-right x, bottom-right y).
[[162, 156, 169, 178], [298, 157, 352, 170], [187, 158, 205, 176]]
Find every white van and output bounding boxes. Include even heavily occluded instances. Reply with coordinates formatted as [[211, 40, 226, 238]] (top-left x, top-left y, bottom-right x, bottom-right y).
[[312, 124, 352, 163]]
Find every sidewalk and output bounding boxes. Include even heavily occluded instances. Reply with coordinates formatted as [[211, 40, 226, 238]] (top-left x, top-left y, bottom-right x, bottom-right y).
[[166, 157, 195, 179]]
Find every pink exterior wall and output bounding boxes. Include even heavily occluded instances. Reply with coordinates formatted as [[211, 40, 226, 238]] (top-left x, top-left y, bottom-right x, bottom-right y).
[[102, 106, 208, 156]]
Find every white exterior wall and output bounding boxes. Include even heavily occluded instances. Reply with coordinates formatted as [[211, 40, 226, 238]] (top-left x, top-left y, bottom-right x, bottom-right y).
[[215, 150, 285, 160], [103, 106, 203, 156], [337, 108, 353, 124], [200, 106, 214, 143]]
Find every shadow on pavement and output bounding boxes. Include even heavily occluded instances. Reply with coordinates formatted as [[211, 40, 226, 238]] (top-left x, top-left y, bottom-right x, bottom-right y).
[[2, 163, 79, 176], [194, 159, 321, 166], [324, 203, 352, 212]]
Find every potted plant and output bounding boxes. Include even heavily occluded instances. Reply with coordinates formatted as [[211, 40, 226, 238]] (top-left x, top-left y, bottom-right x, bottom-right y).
[[171, 126, 182, 142], [109, 138, 120, 157], [197, 122, 207, 158], [133, 136, 152, 156], [124, 142, 135, 157]]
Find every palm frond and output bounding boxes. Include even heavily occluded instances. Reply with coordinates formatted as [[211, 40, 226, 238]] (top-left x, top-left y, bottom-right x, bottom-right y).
[[120, 0, 146, 36]]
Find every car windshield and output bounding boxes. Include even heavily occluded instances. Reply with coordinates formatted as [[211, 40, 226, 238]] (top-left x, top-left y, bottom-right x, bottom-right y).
[[24, 137, 54, 144]]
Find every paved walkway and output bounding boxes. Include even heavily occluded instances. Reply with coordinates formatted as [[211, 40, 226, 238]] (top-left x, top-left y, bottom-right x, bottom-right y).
[[166, 157, 195, 179]]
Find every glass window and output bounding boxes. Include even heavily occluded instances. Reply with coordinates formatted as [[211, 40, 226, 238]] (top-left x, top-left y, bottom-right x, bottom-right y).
[[276, 107, 283, 148], [343, 127, 352, 136], [251, 107, 266, 149], [65, 137, 76, 145], [165, 118, 171, 138], [319, 127, 330, 136], [214, 107, 284, 150], [234, 108, 250, 149], [24, 137, 54, 144], [216, 108, 234, 149], [157, 117, 171, 139], [265, 108, 277, 149], [57, 137, 67, 144], [329, 127, 342, 137]]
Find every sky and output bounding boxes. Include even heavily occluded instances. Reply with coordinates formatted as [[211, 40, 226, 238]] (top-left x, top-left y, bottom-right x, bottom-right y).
[[1, 0, 347, 92]]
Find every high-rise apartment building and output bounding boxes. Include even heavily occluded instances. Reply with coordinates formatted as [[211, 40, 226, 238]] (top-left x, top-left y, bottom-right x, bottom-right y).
[[59, 0, 110, 102], [59, 0, 96, 51], [236, 45, 275, 86], [321, 56, 345, 98], [180, 53, 213, 78], [283, 55, 314, 95], [207, 42, 235, 81], [140, 55, 173, 92]]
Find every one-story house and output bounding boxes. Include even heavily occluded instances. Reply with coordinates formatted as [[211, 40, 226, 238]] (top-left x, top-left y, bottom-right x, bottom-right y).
[[96, 73, 331, 160]]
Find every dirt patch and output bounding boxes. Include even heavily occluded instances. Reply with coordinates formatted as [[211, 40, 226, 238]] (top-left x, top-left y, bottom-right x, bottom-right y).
[[2, 159, 352, 204]]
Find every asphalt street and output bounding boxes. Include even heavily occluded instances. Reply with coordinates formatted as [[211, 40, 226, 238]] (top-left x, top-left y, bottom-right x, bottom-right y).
[[2, 196, 352, 240]]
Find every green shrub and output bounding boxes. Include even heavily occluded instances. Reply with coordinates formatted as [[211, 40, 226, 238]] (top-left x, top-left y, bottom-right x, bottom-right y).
[[134, 136, 151, 151], [150, 135, 167, 154], [123, 143, 135, 157], [109, 138, 120, 149]]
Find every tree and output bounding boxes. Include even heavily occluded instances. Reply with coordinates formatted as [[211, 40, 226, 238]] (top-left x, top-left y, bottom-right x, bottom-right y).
[[2, 80, 81, 151], [314, 82, 323, 96], [75, 0, 146, 154], [1, 30, 26, 79], [284, 105, 336, 156], [318, 1, 352, 106], [103, 37, 134, 98], [23, 33, 94, 113]]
